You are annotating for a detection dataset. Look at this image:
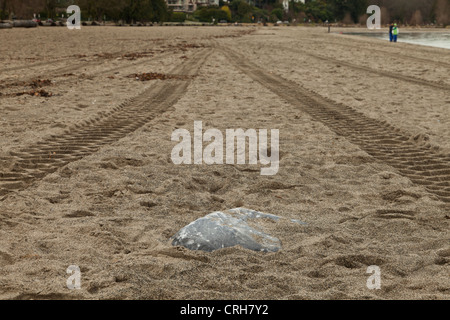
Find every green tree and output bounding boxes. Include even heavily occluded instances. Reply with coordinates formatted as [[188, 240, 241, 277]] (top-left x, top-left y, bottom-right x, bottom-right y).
[[194, 6, 228, 23], [75, 0, 168, 22], [271, 7, 283, 20], [0, 0, 7, 20], [171, 11, 186, 22], [305, 0, 333, 22], [328, 0, 367, 23], [230, 0, 252, 21], [221, 5, 232, 21]]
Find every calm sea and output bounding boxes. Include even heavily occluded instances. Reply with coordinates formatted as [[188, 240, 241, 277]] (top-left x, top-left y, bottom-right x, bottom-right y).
[[345, 32, 450, 50]]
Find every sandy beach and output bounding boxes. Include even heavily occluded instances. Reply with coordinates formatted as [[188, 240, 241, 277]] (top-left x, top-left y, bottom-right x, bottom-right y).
[[0, 26, 449, 299]]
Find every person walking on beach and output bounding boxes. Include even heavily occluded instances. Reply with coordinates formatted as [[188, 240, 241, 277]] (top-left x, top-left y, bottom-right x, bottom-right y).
[[392, 23, 399, 42], [389, 23, 394, 42]]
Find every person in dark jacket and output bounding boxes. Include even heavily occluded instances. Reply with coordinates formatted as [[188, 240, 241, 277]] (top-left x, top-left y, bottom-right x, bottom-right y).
[[389, 23, 394, 42]]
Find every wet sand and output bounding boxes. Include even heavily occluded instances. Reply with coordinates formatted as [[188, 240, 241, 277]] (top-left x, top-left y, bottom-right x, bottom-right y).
[[0, 26, 449, 299]]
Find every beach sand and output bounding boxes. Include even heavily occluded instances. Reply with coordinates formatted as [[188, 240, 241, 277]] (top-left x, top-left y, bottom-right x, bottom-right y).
[[0, 26, 448, 299]]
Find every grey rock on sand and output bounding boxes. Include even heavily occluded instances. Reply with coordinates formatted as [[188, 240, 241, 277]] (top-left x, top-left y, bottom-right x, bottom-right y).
[[171, 208, 306, 252]]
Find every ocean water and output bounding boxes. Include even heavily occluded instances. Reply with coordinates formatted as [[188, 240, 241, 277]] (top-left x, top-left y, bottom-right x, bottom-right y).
[[345, 32, 450, 49]]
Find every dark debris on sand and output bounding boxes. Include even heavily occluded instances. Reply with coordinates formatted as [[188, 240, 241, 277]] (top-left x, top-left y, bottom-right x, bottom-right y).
[[30, 79, 52, 88], [0, 78, 54, 97], [121, 52, 154, 60], [15, 89, 53, 97], [127, 72, 193, 81], [0, 78, 53, 90]]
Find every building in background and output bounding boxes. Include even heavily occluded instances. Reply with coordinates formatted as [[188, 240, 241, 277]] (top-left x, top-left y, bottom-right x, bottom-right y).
[[166, 0, 219, 13], [283, 0, 305, 12]]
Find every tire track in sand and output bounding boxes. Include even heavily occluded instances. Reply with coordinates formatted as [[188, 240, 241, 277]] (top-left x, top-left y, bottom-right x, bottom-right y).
[[221, 46, 450, 204], [0, 48, 209, 197], [282, 46, 450, 91], [302, 36, 450, 69]]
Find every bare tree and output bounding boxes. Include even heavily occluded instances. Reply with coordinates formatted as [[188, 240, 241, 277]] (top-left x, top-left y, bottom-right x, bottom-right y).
[[372, 0, 435, 24], [434, 0, 450, 25], [410, 9, 423, 25], [380, 6, 390, 25], [0, 0, 46, 19]]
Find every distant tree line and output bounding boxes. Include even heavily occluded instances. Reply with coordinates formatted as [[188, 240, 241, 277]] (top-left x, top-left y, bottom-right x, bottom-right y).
[[0, 0, 170, 23], [75, 0, 169, 23], [193, 0, 449, 25], [286, 0, 449, 25], [371, 0, 450, 25]]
